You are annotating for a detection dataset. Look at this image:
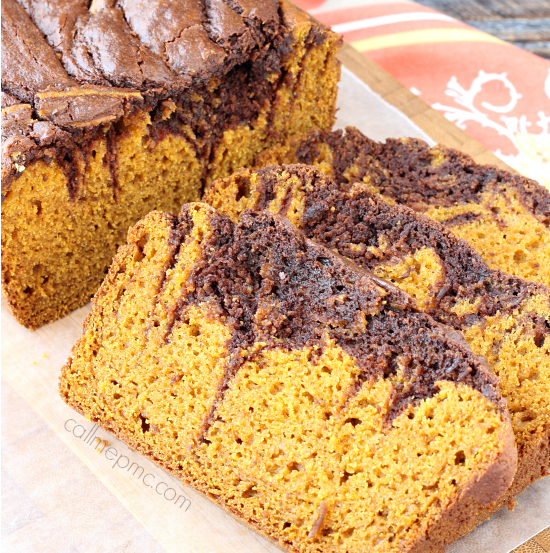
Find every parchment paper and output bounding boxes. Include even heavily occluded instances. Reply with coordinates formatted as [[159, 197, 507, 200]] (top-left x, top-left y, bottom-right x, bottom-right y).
[[2, 64, 549, 553]]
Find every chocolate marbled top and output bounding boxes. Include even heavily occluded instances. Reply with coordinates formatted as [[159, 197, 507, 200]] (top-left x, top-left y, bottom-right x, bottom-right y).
[[1, 0, 318, 194], [173, 205, 505, 423], [2, 0, 281, 101], [267, 127, 550, 230]]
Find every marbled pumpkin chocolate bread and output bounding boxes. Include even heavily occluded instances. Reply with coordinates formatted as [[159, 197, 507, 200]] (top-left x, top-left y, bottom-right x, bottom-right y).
[[1, 0, 341, 329], [204, 164, 550, 527], [60, 203, 516, 553], [255, 127, 550, 288]]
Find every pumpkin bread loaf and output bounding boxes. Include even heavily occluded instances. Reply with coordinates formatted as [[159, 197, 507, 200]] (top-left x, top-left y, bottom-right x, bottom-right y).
[[255, 127, 550, 288], [204, 164, 550, 527], [1, 0, 341, 329], [60, 203, 516, 553]]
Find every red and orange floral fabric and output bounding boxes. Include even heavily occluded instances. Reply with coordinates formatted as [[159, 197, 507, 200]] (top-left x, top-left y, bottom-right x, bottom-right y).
[[294, 0, 550, 189]]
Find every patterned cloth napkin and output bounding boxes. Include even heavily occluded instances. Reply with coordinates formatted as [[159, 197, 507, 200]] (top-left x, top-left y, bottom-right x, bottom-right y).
[[294, 0, 550, 189]]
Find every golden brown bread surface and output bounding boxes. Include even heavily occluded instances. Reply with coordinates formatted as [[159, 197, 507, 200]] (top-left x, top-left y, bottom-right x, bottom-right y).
[[1, 0, 341, 329], [204, 164, 550, 529], [61, 203, 516, 553], [255, 127, 550, 289]]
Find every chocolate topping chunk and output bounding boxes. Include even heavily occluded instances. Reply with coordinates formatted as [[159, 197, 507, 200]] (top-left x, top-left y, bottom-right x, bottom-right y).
[[228, 0, 279, 24], [17, 0, 107, 84], [165, 25, 227, 76], [117, 0, 229, 78], [1, 0, 73, 102], [205, 0, 249, 45], [1, 101, 69, 145], [78, 5, 178, 89], [1, 97, 72, 190], [175, 207, 503, 423], [1, 91, 21, 108], [119, 0, 205, 58], [35, 86, 142, 127], [1, 103, 35, 139]]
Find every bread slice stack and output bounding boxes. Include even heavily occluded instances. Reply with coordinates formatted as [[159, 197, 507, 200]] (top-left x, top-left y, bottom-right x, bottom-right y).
[[59, 124, 550, 552], [204, 163, 550, 531]]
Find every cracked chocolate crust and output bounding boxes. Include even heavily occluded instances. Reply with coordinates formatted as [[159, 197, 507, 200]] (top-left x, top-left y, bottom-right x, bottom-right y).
[[271, 127, 550, 230], [1, 0, 331, 195], [168, 206, 505, 424], [3, 0, 280, 98], [246, 164, 550, 337]]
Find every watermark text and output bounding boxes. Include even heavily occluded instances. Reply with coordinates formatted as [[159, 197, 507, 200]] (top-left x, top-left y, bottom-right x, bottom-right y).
[[64, 419, 191, 510]]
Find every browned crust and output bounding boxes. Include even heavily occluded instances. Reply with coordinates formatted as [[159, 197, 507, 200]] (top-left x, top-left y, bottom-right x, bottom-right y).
[[408, 423, 517, 553], [455, 422, 550, 538], [504, 423, 550, 504], [1, 285, 19, 323]]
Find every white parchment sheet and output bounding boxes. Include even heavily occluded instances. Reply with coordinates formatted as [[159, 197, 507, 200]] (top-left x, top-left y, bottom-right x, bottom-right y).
[[2, 66, 548, 553]]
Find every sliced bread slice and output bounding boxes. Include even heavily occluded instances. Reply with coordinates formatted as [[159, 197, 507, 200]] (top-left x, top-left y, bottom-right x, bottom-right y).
[[61, 203, 515, 553], [255, 127, 550, 288]]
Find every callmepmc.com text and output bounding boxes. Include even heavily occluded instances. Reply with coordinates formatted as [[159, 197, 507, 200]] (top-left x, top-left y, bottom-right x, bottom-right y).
[[64, 419, 191, 510]]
